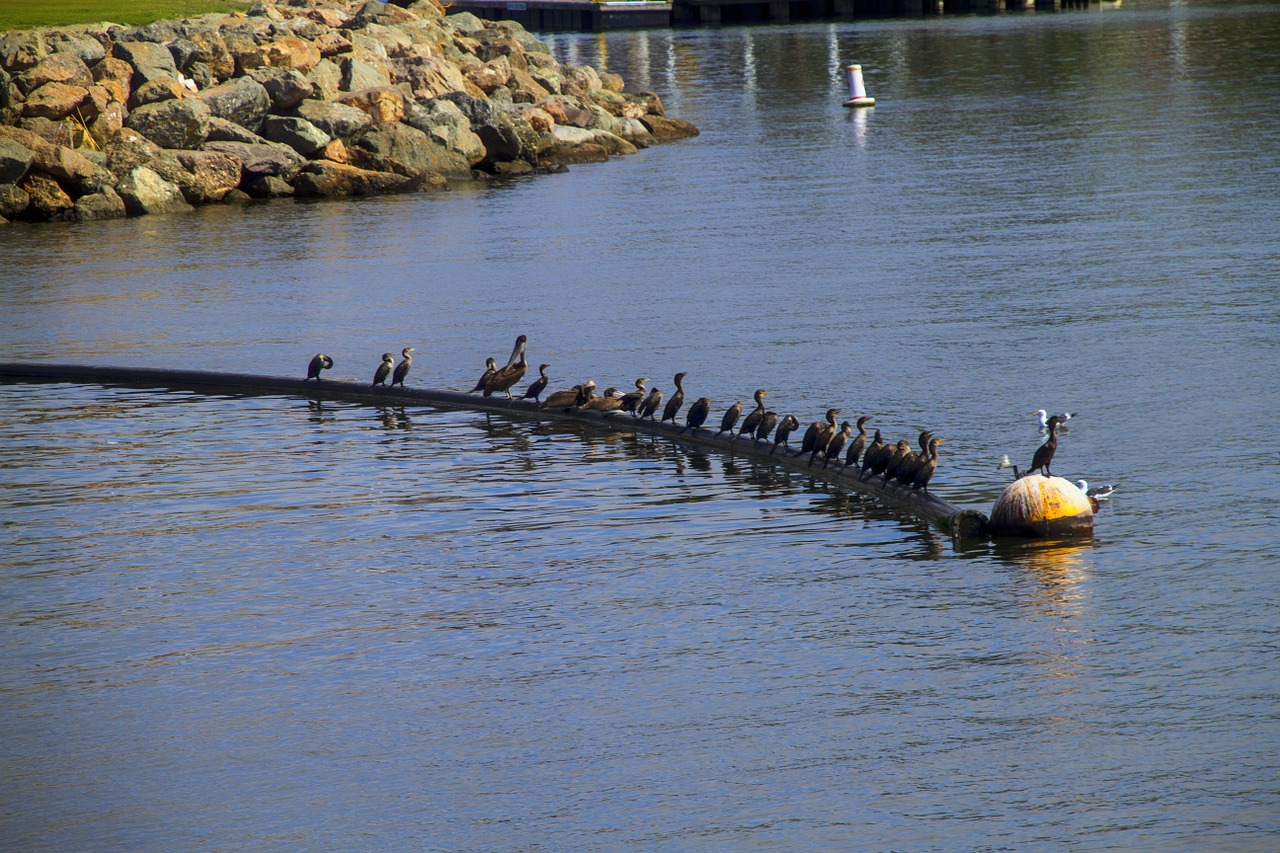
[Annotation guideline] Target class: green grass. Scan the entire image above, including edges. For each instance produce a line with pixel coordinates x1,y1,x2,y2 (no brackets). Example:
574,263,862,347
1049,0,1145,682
0,0,250,32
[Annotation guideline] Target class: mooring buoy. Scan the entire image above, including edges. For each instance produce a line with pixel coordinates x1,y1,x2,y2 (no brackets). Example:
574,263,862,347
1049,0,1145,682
843,64,875,108
989,475,1094,538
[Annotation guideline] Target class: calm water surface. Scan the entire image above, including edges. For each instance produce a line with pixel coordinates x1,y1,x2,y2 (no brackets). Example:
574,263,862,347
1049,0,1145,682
1,1,1277,850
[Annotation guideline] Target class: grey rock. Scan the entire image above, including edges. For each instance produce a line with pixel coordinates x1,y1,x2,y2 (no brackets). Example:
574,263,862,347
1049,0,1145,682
193,76,270,130
259,115,330,156
113,40,178,83
0,31,46,73
445,12,487,36
174,150,242,202
203,140,304,182
68,185,128,221
435,91,498,128
116,165,193,215
291,99,371,140
47,31,107,67
403,99,484,166
125,98,211,149
348,122,470,180
248,66,312,111
339,57,391,93
168,38,201,73
305,58,342,101
205,116,269,144
0,137,34,183
245,175,294,198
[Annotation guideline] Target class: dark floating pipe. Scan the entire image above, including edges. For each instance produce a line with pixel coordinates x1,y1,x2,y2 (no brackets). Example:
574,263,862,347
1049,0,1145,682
1,361,997,539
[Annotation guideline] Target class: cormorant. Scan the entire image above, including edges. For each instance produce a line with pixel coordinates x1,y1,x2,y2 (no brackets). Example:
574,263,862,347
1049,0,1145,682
896,430,933,486
638,387,664,420
754,411,779,446
880,439,913,485
372,352,394,387
719,401,743,435
682,397,711,433
824,421,853,468
858,430,885,480
391,346,415,388
738,389,768,439
521,364,550,402
845,415,871,467
771,415,800,455
619,378,649,415
1029,415,1061,477
483,335,528,398
660,372,686,424
801,408,840,465
471,357,497,392
306,353,333,381
912,437,943,492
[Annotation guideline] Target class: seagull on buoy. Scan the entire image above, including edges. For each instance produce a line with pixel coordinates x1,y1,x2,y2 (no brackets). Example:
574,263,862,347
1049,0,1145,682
1075,480,1115,500
1035,409,1077,431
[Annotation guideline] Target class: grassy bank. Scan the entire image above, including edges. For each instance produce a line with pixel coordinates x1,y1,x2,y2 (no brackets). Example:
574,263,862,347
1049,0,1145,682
0,0,248,31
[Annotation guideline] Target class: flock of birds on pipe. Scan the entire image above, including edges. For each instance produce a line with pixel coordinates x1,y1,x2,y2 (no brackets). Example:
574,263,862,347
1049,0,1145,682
304,337,1113,499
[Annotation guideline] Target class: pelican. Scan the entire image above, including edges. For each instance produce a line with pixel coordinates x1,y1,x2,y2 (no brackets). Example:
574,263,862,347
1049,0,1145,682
483,335,528,398
306,353,333,381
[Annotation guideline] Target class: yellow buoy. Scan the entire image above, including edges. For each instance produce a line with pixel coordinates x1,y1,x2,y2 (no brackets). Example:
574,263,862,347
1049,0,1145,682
989,475,1094,538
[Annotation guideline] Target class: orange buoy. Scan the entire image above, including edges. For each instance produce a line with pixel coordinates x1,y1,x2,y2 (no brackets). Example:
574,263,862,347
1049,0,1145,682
989,475,1093,538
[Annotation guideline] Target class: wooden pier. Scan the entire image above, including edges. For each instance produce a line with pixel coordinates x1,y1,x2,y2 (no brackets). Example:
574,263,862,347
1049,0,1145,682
448,0,1097,30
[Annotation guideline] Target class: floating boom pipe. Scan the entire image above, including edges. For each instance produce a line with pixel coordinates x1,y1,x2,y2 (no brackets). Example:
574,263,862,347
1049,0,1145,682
0,362,992,539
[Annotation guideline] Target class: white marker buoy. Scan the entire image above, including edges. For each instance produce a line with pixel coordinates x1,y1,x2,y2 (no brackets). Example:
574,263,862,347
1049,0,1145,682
843,64,875,108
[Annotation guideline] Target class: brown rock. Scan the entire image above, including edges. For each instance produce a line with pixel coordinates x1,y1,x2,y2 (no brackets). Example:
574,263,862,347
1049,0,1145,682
67,186,128,221
638,115,700,143
508,67,550,105
188,29,235,81
537,141,608,167
22,82,87,120
17,52,93,96
306,7,353,28
266,37,321,74
78,84,112,118
174,150,242,202
389,55,467,101
347,121,470,179
292,160,411,197
91,57,133,105
337,87,404,124
88,102,126,147
0,183,30,219
0,31,46,73
598,72,625,93
312,32,353,59
463,57,510,94
522,107,553,134
320,138,347,164
19,171,74,219
125,98,211,150
130,76,187,108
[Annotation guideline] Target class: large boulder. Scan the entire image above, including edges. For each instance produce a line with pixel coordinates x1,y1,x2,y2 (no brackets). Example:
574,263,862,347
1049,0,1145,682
193,76,270,130
339,56,391,92
347,121,470,180
292,160,411,197
202,139,304,183
389,54,467,100
186,29,235,80
125,98,211,149
337,86,404,124
116,165,193,215
16,52,93,96
258,115,330,156
113,41,179,84
291,99,371,140
67,186,128,221
18,171,74,219
638,115,700,143
0,136,34,183
248,66,312,111
21,82,87,120
174,150,242,203
90,56,134,105
0,183,30,219
403,98,484,166
47,31,107,67
0,31,46,73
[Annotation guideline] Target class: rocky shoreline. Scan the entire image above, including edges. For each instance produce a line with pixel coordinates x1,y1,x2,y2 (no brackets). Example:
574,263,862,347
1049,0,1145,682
0,0,698,224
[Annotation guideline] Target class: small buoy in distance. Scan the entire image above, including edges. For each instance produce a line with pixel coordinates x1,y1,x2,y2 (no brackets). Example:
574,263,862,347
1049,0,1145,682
844,64,875,108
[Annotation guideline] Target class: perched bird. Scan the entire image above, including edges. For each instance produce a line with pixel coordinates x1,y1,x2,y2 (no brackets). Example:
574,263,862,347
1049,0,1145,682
661,372,687,424
771,415,800,455
1075,480,1115,500
1035,409,1077,431
719,401,743,435
483,335,528,398
801,408,840,465
824,421,853,468
580,386,624,413
844,415,872,467
754,411,779,446
471,357,497,392
880,439,913,486
520,364,551,402
858,429,885,480
619,378,649,415
306,353,333,382
541,383,587,411
372,352,395,387
637,386,664,420
391,346,415,388
682,397,711,434
912,437,944,492
1029,415,1062,477
896,430,934,486
738,389,769,439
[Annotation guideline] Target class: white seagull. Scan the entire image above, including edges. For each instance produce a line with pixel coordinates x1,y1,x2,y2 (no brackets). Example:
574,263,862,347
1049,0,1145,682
1035,409,1077,431
1075,480,1115,499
